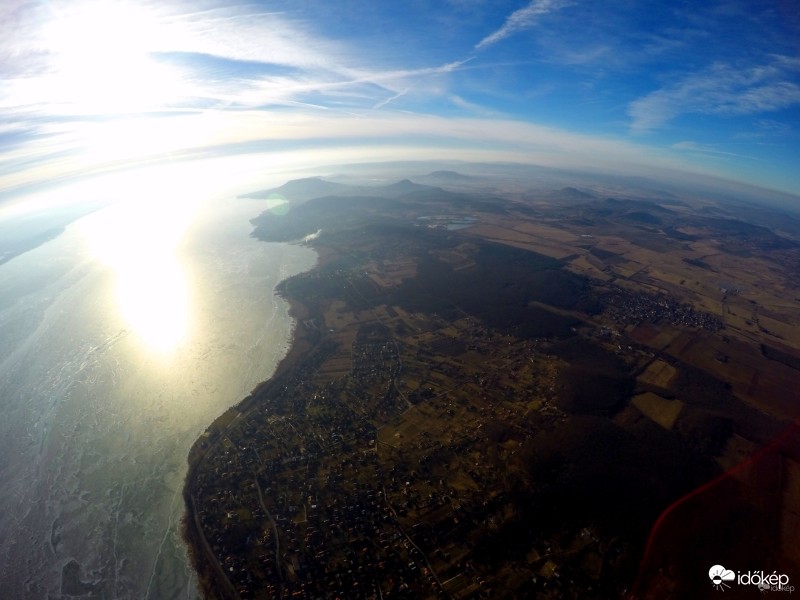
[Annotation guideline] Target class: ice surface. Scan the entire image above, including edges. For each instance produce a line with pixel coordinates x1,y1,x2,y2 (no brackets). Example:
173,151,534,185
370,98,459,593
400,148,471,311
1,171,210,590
0,197,315,599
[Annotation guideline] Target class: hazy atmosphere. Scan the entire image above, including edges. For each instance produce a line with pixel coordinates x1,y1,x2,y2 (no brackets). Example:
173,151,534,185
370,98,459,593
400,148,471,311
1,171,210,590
2,0,799,205
1,1,799,599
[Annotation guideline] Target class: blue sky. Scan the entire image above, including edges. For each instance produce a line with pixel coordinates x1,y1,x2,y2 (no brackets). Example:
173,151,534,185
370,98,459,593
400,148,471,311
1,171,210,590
1,0,799,205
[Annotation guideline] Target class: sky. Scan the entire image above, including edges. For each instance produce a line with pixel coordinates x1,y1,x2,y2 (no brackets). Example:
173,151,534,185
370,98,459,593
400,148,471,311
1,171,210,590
1,0,799,209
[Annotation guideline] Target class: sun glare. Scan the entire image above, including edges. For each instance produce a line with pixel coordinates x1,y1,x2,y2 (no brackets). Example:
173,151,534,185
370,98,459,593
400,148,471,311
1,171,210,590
78,186,196,354
115,251,189,354
39,1,185,114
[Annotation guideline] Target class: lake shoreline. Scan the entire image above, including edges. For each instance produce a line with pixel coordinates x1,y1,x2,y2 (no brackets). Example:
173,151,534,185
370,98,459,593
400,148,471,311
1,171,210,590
181,239,329,599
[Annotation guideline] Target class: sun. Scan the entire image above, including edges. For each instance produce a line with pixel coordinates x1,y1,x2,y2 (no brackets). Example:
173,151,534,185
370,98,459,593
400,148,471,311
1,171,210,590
39,1,185,115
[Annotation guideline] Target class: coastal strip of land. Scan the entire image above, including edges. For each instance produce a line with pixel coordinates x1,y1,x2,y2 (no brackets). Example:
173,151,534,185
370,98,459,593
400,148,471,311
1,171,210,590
182,247,328,598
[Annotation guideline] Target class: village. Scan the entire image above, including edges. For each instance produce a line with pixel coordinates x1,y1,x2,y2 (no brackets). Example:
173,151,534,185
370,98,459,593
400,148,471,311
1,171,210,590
183,254,645,599
601,285,723,332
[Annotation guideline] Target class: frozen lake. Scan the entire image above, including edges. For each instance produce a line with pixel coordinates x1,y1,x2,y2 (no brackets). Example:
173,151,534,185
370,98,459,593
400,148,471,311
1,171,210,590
0,193,315,599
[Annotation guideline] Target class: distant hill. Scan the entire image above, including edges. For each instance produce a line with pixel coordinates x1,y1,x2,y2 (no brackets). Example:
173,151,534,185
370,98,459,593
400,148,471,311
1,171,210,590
530,187,598,204
0,202,101,266
424,170,475,181
248,177,512,243
0,227,65,267
241,177,440,203
377,179,436,196
240,177,352,202
554,187,597,202
599,197,676,214
412,170,503,194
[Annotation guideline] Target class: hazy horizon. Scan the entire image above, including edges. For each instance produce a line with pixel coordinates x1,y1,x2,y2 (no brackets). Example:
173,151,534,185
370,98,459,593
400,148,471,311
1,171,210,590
2,0,799,210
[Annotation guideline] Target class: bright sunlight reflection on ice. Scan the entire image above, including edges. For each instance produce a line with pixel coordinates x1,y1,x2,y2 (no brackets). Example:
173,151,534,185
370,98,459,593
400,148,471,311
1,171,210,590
78,191,194,354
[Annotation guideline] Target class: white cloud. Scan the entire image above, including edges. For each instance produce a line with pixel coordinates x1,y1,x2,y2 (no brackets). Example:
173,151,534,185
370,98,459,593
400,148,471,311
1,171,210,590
447,94,492,113
373,89,410,110
0,108,739,198
629,57,800,133
671,141,759,160
0,0,361,121
475,0,571,51
0,0,481,125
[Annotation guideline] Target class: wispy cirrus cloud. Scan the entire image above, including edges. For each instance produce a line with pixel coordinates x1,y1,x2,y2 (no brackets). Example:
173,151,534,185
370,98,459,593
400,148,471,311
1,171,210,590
373,89,410,110
671,141,760,161
629,56,800,133
475,0,571,51
0,0,478,122
0,0,495,206
0,1,354,116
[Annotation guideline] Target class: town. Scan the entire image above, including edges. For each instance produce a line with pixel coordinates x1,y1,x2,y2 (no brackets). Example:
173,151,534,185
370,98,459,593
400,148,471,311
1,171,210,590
185,234,726,599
